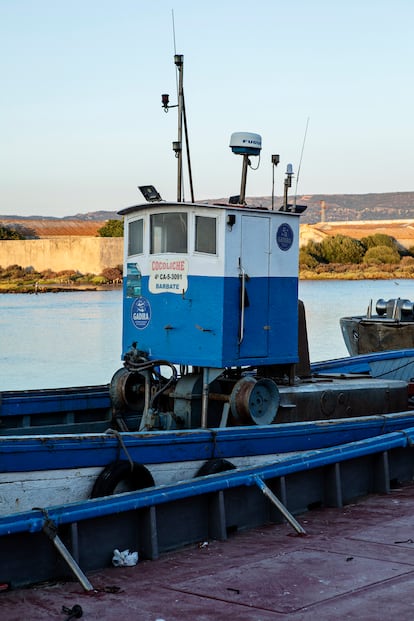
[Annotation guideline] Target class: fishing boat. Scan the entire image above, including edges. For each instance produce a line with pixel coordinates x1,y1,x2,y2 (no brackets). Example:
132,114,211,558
340,296,414,355
3,54,414,590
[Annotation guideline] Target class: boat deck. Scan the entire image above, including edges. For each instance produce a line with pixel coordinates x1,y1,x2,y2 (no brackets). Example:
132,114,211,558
3,483,414,620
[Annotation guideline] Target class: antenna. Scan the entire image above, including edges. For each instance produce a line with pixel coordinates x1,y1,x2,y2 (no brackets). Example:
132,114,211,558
271,154,280,210
171,9,177,54
171,10,179,97
293,116,310,207
283,164,294,211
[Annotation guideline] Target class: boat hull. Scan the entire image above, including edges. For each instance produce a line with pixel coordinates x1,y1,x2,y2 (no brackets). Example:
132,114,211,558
341,316,414,356
311,347,414,383
2,410,414,514
2,425,414,589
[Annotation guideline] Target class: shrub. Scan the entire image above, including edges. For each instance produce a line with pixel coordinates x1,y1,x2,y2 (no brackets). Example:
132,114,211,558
40,269,57,279
400,256,414,267
101,267,122,283
361,233,399,252
299,249,318,268
97,219,124,237
0,225,25,240
364,245,401,264
301,240,325,263
319,235,365,264
0,264,25,279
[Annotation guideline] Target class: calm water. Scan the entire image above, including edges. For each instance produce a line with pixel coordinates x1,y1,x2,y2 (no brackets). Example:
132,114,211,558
0,290,123,391
1,280,413,391
300,279,414,361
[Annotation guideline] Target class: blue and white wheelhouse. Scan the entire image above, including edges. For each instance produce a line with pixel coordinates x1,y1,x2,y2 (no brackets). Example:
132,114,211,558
119,201,300,369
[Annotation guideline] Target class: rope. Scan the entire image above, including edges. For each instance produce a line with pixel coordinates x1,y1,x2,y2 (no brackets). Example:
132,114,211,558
105,429,135,471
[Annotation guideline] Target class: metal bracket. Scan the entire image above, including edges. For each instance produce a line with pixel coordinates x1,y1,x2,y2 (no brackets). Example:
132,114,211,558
253,476,306,535
34,507,94,591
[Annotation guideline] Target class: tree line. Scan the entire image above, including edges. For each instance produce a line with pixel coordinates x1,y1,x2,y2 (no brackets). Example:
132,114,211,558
299,233,414,279
300,233,413,267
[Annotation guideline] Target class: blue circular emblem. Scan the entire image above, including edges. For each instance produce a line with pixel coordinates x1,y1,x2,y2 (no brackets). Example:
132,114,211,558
276,223,294,251
131,296,151,330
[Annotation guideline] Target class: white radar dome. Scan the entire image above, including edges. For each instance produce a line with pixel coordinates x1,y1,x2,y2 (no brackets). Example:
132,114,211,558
229,132,262,156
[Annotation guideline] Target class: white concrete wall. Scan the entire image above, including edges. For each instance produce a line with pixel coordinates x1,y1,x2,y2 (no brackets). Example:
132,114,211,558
0,237,123,274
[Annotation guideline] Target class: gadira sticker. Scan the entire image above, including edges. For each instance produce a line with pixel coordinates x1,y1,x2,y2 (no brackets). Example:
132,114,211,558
131,296,151,329
276,223,294,251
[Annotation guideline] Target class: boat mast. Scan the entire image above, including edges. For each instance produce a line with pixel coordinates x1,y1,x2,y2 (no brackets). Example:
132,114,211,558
162,55,194,203
182,85,194,202
175,54,184,202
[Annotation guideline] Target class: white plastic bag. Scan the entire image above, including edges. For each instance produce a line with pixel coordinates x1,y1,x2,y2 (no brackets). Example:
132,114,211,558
112,548,139,567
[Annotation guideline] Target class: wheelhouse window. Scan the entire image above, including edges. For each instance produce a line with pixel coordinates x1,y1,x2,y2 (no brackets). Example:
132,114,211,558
195,215,216,254
128,219,143,256
150,212,188,254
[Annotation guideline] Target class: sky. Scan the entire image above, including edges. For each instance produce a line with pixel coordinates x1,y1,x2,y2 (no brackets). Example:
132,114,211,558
1,0,414,218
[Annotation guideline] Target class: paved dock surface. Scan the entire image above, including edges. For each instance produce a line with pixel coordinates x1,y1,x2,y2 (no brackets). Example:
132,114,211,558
3,484,414,620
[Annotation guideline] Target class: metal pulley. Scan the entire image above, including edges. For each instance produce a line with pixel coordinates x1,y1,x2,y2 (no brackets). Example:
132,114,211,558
109,367,146,412
230,376,280,425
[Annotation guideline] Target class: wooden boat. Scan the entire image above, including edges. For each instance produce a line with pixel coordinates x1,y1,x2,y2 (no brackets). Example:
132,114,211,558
3,54,414,590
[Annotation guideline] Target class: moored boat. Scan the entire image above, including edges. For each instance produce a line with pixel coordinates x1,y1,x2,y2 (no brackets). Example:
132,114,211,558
3,54,414,590
341,297,414,355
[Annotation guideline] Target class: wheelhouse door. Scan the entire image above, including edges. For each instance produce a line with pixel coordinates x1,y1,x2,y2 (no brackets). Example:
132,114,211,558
239,215,270,359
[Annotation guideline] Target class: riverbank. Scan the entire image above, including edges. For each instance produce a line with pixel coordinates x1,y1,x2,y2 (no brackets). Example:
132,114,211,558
0,265,413,293
0,276,412,293
0,283,122,293
300,262,414,280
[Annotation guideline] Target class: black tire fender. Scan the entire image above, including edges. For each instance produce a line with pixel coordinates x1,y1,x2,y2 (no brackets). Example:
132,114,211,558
195,458,236,477
91,460,154,498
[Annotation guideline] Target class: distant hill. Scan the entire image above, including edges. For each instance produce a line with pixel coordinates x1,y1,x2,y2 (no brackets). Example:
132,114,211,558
64,211,123,221
0,213,120,238
239,191,414,223
2,210,121,222
2,192,414,230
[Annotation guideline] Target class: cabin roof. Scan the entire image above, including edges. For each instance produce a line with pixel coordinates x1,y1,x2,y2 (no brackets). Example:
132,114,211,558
118,201,299,217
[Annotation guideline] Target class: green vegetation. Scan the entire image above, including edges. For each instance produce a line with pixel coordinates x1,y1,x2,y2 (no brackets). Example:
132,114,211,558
0,224,26,240
360,233,401,251
364,245,401,264
319,235,365,264
299,233,414,280
0,265,123,293
97,219,124,237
